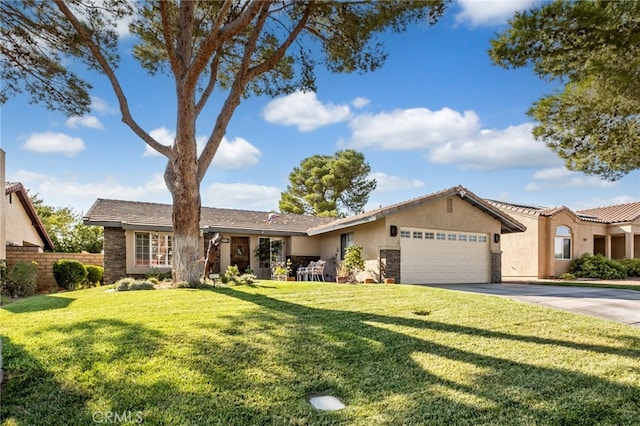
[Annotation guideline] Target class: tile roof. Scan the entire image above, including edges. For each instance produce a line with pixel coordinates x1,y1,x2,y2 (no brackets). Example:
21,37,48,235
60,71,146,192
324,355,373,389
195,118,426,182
577,201,640,224
485,200,572,218
487,199,640,225
83,199,334,235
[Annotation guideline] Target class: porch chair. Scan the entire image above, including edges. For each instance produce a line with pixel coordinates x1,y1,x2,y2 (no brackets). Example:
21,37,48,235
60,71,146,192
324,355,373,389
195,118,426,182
296,261,316,281
310,259,326,281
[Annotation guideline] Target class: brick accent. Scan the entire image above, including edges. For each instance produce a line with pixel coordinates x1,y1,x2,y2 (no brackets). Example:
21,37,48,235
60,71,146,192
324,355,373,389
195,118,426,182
104,228,126,284
5,246,104,292
380,249,400,283
491,251,502,283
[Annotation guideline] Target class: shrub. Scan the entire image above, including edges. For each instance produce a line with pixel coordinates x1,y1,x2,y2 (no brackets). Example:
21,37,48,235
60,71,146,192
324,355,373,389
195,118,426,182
114,277,155,291
1,261,39,298
570,253,626,280
225,265,240,279
53,260,88,290
620,258,640,277
85,265,104,286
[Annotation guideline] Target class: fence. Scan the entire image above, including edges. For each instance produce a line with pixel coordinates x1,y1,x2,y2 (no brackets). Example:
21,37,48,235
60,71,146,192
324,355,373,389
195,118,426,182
5,246,104,292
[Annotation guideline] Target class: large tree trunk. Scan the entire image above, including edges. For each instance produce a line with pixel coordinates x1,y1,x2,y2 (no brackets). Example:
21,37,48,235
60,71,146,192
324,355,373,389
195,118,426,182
166,153,202,285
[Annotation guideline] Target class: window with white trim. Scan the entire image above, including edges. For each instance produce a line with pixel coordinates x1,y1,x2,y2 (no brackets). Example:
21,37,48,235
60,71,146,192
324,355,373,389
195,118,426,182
135,232,173,267
459,234,467,242
469,235,478,242
447,234,457,241
400,230,411,238
436,233,446,240
555,226,572,259
478,235,487,243
425,232,434,240
413,231,423,239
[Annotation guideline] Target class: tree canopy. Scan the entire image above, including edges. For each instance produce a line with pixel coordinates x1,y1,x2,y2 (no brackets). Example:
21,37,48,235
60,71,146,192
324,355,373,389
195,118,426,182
30,194,103,253
489,0,640,180
279,150,376,217
1,1,446,283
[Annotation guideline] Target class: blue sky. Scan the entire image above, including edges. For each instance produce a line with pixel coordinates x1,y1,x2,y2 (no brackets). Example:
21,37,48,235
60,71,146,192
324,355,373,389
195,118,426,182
1,0,638,216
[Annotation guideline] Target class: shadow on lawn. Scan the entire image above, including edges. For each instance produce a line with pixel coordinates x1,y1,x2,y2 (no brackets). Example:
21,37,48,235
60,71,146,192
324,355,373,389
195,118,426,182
208,287,640,424
1,294,75,313
0,336,93,424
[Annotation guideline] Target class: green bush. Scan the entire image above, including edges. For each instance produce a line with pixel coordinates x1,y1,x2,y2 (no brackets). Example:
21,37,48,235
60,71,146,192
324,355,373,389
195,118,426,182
114,277,155,291
619,258,640,277
85,265,104,286
570,253,626,280
0,261,39,298
559,272,576,281
53,260,88,290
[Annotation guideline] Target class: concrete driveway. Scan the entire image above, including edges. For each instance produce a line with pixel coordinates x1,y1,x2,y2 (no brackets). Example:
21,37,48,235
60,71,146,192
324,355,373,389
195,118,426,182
428,283,640,327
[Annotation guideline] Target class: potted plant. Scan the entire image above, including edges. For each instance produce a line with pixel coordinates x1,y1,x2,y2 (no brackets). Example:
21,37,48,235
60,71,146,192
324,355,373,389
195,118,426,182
272,259,292,281
335,261,349,283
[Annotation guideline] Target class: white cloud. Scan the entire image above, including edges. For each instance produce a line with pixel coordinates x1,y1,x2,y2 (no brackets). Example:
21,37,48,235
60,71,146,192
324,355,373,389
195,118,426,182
455,0,536,27
91,96,117,114
428,123,561,170
21,132,85,156
369,172,425,192
202,182,281,211
346,107,480,150
143,127,175,156
66,115,104,129
525,167,618,192
144,128,260,169
212,137,261,169
262,90,351,131
352,97,370,109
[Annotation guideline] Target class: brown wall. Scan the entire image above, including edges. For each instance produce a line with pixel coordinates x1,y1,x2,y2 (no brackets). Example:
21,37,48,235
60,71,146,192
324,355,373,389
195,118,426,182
6,246,104,292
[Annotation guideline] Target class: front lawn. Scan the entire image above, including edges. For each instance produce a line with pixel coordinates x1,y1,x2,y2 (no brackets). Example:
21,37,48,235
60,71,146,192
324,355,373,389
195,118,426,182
1,282,639,425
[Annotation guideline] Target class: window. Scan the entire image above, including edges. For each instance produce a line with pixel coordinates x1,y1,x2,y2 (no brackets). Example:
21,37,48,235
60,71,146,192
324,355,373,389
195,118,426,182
478,235,487,243
447,234,457,241
469,235,478,242
436,233,446,240
413,231,423,239
135,232,173,267
257,237,283,269
400,230,411,238
555,225,572,259
446,198,453,213
340,232,354,260
425,232,434,240
458,234,467,242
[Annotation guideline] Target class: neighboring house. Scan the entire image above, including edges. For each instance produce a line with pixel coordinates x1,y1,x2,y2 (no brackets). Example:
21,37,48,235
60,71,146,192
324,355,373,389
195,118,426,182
3,181,54,252
83,185,526,285
488,200,640,279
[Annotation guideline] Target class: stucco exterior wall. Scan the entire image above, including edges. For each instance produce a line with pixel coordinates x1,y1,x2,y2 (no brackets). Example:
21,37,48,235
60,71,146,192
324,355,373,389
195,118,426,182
0,149,6,261
500,212,539,279
5,192,44,247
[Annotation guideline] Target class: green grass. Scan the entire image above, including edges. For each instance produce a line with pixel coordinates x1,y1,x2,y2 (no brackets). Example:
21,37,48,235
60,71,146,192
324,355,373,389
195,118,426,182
533,280,640,292
1,282,640,425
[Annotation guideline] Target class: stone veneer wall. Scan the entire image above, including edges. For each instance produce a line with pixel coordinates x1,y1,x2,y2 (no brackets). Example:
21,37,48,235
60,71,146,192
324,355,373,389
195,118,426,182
103,227,126,284
6,246,104,292
491,251,502,283
379,249,400,283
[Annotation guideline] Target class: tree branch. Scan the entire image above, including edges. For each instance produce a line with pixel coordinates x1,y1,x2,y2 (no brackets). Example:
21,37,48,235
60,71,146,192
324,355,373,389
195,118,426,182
159,1,180,78
53,0,173,158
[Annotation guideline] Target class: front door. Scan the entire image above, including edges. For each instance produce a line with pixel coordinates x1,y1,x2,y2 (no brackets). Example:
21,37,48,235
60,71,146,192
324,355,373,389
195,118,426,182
230,236,250,273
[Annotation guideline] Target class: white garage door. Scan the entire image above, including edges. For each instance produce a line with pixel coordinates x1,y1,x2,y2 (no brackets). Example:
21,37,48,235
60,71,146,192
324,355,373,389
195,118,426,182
400,228,490,284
